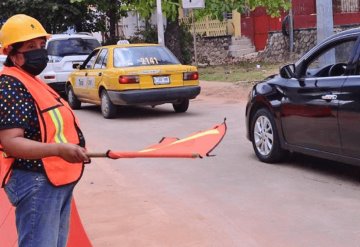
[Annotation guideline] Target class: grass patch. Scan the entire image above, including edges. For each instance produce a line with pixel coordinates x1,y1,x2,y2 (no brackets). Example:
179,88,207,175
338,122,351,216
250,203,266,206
198,62,282,83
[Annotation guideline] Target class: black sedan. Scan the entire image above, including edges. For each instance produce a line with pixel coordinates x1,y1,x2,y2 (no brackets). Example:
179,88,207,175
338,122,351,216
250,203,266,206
246,27,360,166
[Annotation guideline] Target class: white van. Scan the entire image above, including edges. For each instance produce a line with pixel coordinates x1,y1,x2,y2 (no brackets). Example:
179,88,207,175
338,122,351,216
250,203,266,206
39,33,101,95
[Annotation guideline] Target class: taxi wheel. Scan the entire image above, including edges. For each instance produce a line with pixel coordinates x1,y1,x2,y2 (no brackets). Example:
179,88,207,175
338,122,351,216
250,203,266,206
250,108,287,163
67,86,81,110
101,90,117,119
173,99,189,113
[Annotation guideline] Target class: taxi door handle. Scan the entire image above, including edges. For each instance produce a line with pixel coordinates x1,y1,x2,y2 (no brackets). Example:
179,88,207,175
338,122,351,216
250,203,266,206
98,72,102,76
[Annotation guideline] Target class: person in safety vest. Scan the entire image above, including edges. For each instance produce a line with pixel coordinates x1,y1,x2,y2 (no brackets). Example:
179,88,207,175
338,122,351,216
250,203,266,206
0,14,89,247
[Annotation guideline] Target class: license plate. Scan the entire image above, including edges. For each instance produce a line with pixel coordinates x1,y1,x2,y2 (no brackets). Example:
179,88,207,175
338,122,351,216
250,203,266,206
153,76,170,85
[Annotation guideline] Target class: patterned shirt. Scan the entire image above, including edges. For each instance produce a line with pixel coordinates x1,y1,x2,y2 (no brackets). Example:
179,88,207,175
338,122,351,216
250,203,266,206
0,74,44,172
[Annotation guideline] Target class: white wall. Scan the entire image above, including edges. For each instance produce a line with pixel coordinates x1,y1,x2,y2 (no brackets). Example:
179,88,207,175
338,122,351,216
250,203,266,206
119,11,167,38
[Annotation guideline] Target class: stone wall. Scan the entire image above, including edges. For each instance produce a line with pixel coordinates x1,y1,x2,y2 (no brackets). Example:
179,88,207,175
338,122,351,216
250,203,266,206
260,25,359,63
195,36,232,66
192,25,360,65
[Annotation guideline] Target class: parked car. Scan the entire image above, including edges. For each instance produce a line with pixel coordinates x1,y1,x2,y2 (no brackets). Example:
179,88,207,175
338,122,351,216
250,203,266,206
66,43,200,118
0,55,6,70
246,27,360,166
39,33,101,95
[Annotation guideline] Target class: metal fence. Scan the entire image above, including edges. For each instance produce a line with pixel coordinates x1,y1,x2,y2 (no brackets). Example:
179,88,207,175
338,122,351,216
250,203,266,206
181,17,231,37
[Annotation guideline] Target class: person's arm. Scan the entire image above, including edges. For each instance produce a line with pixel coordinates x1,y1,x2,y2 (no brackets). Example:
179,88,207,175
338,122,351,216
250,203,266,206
0,128,88,163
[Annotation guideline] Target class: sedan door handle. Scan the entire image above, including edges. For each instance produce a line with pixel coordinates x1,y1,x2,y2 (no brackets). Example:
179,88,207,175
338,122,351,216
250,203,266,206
321,94,337,101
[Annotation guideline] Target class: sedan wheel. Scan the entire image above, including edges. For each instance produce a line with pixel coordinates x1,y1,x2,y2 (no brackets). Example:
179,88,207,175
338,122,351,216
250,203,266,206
254,115,273,156
67,86,81,109
101,90,117,119
251,108,287,163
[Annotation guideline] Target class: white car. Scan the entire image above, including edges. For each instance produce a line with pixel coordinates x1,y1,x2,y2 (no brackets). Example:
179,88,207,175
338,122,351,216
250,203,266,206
0,55,6,70
39,33,101,95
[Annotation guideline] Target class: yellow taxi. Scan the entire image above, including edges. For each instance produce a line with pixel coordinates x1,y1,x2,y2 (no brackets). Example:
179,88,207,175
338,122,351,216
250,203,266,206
66,43,200,118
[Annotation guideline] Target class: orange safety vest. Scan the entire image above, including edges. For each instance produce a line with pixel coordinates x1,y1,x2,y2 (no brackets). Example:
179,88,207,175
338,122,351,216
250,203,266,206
0,66,85,187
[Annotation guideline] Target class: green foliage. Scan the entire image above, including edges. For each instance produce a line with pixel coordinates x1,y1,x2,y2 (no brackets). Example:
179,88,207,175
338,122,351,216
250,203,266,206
123,0,179,21
128,23,158,44
178,23,193,64
126,0,291,22
0,0,97,33
72,0,131,43
196,0,291,20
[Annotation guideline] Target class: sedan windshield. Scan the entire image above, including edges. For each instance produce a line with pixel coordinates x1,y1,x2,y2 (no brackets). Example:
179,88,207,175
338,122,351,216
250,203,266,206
113,46,180,67
47,38,101,57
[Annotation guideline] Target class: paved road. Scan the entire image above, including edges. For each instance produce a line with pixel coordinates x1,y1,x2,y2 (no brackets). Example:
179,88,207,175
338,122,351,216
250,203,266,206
74,84,360,247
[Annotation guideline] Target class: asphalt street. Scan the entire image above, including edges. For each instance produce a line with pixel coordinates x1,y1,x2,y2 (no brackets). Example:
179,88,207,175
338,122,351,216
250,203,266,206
74,82,360,247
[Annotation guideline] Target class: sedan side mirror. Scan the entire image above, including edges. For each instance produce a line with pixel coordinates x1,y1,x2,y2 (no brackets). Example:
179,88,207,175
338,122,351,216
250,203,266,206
280,64,296,79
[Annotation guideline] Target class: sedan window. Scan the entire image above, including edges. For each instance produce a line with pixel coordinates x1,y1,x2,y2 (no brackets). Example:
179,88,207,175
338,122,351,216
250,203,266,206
94,49,108,69
305,39,356,78
82,50,100,69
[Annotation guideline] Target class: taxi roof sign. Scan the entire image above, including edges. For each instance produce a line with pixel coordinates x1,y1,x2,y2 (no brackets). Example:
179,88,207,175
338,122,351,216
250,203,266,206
117,40,130,45
182,0,205,9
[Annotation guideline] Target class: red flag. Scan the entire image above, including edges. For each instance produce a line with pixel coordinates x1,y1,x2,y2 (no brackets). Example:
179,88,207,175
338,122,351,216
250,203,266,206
88,120,227,159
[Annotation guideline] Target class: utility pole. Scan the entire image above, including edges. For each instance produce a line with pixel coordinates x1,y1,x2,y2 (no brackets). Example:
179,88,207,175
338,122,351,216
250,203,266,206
182,0,205,66
191,9,198,66
316,0,334,65
289,4,294,54
156,0,165,46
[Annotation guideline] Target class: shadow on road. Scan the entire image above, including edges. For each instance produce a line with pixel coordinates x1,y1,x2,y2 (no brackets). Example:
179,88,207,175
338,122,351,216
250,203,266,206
76,104,200,119
284,153,360,184
249,151,360,184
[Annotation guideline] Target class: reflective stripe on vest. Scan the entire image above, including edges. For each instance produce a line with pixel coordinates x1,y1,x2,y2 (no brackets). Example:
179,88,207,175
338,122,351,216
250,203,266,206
49,108,68,143
0,66,85,187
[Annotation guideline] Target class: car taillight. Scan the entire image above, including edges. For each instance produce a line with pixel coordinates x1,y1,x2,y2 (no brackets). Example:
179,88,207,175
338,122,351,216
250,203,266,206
183,72,199,80
118,75,140,84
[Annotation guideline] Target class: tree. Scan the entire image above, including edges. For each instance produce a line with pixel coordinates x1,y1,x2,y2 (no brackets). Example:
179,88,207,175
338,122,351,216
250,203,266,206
126,0,290,21
198,0,290,19
72,0,131,45
0,0,97,33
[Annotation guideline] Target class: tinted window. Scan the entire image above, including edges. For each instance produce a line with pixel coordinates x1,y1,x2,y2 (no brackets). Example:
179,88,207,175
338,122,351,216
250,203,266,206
307,40,356,70
47,38,100,57
113,46,180,67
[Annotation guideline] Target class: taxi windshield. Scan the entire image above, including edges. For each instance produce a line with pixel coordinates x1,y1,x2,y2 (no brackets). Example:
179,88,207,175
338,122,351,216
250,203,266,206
113,46,180,67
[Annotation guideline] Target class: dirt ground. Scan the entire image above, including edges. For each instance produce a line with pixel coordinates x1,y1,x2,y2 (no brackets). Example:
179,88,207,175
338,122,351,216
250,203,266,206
198,81,253,102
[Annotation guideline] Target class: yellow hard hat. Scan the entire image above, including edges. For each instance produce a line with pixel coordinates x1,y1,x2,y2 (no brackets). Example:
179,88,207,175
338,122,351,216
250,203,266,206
0,14,50,49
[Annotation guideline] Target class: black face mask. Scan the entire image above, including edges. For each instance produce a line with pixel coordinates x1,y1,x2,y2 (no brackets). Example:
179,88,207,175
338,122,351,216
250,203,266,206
20,49,49,76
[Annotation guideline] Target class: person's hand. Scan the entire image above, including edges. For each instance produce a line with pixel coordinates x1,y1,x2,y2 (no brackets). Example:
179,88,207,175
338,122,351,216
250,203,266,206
57,143,89,163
